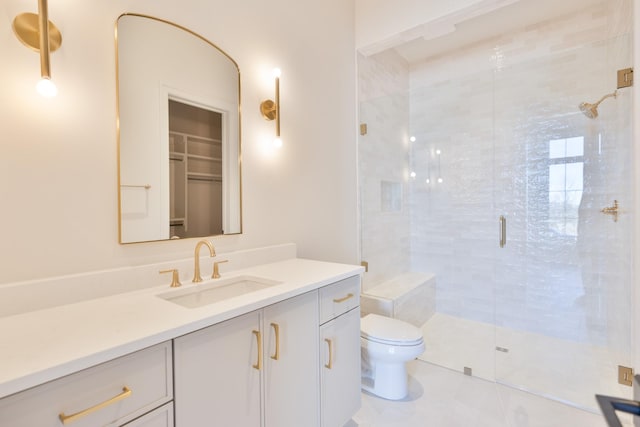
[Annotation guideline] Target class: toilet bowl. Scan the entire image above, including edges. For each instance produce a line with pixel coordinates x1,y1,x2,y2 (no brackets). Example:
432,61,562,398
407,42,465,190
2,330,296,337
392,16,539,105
360,313,425,400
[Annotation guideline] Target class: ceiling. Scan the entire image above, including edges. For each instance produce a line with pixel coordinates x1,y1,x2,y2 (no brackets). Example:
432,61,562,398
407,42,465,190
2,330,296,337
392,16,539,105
393,0,605,65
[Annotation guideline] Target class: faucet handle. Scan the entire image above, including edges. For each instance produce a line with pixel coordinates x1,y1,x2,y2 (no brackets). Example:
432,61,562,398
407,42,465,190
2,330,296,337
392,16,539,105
160,269,182,288
212,260,229,279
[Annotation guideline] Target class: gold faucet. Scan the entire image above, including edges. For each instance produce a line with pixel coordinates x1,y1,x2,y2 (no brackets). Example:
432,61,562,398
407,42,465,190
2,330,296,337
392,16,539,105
212,260,228,279
159,269,182,287
193,240,216,283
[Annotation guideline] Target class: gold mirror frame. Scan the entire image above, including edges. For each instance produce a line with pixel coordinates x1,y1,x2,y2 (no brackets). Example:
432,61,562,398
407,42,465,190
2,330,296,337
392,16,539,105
116,14,242,243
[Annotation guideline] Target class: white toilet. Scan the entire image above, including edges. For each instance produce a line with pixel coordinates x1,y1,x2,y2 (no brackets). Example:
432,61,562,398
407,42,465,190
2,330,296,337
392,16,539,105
360,313,425,400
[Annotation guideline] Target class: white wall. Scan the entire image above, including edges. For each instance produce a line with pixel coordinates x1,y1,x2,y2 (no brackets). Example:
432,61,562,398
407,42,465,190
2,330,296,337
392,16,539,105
0,0,358,284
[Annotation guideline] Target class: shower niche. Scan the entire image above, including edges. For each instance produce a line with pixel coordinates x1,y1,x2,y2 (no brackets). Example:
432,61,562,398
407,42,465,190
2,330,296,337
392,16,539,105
168,99,223,238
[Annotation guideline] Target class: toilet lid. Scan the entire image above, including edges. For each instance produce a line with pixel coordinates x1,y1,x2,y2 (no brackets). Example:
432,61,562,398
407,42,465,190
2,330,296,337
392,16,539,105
361,314,424,346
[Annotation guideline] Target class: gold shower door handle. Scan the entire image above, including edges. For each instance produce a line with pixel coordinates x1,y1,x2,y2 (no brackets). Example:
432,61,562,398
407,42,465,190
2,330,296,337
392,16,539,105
252,330,262,370
499,215,507,248
324,338,333,369
59,386,132,424
270,323,280,360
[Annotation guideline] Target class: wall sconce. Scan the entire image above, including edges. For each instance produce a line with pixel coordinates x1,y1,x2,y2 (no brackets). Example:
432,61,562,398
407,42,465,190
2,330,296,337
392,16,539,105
260,68,282,148
12,0,62,97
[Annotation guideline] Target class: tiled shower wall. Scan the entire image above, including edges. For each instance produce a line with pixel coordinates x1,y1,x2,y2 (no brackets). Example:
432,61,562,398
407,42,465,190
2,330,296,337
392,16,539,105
358,50,411,292
358,0,633,349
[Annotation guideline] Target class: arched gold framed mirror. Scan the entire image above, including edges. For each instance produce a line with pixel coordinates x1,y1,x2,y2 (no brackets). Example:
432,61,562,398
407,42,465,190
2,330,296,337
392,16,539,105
116,14,242,243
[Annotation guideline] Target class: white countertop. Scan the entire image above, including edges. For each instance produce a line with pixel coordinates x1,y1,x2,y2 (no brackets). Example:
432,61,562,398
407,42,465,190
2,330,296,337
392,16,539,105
0,258,363,399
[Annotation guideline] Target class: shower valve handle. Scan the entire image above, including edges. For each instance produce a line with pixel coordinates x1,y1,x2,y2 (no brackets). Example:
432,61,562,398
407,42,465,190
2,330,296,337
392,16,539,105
601,200,619,222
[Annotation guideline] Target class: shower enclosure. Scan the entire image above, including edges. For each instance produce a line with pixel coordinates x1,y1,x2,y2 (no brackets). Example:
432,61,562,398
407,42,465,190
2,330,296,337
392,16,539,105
358,0,634,413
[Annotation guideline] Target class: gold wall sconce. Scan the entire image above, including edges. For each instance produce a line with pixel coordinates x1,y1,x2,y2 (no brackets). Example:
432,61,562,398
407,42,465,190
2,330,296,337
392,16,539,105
12,0,62,97
260,68,282,148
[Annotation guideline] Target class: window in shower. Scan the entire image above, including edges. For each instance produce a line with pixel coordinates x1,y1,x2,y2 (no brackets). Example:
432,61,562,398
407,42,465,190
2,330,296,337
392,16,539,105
548,136,584,237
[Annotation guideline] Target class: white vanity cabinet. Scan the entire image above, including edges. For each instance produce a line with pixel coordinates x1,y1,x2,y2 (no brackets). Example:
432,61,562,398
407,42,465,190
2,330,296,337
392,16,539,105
263,290,320,426
173,309,261,426
0,342,173,427
319,276,362,427
0,260,363,427
174,290,320,427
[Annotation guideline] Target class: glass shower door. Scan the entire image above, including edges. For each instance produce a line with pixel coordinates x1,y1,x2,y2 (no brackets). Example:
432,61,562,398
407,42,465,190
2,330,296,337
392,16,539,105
408,68,498,382
493,33,634,411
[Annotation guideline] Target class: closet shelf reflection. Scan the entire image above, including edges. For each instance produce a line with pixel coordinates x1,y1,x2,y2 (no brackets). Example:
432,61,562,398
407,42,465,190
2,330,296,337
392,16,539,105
187,172,222,182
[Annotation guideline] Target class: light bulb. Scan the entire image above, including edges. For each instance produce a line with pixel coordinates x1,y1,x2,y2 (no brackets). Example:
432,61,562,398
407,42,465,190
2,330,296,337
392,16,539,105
437,177,443,183
436,149,441,155
273,68,282,78
410,171,416,178
426,178,431,184
36,77,58,98
410,136,416,142
273,137,283,149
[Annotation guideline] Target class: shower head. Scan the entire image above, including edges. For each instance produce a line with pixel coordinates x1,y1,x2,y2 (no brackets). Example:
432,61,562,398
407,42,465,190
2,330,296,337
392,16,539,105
579,90,617,119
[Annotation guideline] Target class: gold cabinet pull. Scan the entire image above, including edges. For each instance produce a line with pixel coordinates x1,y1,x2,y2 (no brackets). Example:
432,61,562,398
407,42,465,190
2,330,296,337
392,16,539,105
324,338,333,369
252,330,262,370
59,386,132,425
270,323,280,361
333,293,354,304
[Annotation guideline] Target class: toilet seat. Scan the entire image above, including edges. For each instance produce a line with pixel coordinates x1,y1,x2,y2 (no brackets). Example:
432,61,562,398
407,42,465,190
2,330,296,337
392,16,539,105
360,314,423,346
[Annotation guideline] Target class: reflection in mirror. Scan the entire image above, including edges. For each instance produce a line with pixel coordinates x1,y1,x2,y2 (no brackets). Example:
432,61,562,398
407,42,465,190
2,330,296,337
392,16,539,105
169,99,223,238
117,14,242,243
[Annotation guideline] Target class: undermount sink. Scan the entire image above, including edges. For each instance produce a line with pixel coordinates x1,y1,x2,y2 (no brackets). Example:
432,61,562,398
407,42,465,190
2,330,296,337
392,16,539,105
158,275,282,309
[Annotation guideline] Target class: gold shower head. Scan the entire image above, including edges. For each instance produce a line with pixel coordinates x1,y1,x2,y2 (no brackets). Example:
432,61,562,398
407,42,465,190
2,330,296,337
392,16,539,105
579,90,617,119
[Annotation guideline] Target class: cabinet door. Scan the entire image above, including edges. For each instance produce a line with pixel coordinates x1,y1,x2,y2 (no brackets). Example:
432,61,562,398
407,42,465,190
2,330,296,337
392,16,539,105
263,291,319,427
320,308,361,427
174,311,261,427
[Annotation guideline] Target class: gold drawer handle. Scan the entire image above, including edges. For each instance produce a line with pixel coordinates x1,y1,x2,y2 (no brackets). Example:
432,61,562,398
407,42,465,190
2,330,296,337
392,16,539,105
59,386,132,425
333,293,354,304
252,330,262,370
324,338,333,369
270,323,280,361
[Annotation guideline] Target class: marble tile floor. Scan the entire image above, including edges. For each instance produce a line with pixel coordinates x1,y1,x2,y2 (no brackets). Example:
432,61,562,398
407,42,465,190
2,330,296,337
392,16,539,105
349,360,631,427
420,313,632,412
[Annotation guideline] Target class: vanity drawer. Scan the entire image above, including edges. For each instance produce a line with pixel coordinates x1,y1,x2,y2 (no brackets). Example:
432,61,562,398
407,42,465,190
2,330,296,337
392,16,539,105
319,275,360,324
0,341,172,427
123,402,174,427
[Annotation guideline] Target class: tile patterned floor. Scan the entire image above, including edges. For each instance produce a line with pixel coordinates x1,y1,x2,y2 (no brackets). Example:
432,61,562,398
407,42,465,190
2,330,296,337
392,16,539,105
350,360,632,427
